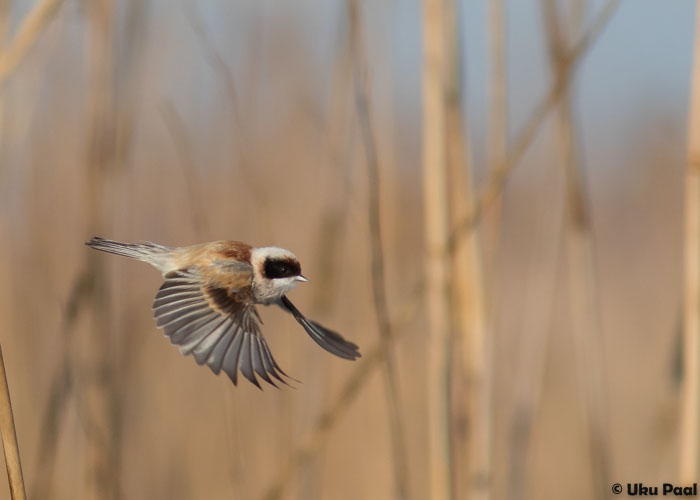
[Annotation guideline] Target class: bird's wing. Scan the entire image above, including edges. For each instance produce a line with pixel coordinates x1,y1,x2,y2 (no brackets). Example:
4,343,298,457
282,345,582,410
152,271,293,388
279,295,361,360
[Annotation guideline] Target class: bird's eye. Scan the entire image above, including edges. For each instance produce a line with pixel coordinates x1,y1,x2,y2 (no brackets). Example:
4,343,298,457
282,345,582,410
264,259,299,279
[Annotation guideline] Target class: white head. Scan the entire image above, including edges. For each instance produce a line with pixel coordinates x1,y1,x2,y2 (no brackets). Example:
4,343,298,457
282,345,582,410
250,247,308,304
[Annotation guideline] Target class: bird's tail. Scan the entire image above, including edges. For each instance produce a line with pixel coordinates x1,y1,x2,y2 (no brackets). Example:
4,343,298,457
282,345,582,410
85,237,173,264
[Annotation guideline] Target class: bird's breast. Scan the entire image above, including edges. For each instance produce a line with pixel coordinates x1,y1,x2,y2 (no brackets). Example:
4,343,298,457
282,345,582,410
252,277,298,305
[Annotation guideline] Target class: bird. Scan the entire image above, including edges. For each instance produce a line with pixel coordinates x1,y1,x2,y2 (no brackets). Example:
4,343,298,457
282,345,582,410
85,236,360,388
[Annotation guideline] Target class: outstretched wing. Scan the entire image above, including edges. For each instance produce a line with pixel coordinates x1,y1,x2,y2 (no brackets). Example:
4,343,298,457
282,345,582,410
279,295,361,360
152,271,292,388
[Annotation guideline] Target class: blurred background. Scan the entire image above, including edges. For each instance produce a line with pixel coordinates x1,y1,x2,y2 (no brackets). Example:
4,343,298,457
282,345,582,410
0,0,697,499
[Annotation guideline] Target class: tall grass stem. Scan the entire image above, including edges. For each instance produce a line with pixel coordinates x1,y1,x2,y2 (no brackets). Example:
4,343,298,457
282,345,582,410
681,0,700,484
0,345,26,500
422,0,451,498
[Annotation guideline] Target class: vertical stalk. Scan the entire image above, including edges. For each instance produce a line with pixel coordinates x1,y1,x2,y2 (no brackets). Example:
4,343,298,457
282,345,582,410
681,0,700,485
483,0,507,285
0,346,26,500
542,1,611,498
422,0,451,498
83,1,120,499
350,2,411,499
443,1,491,499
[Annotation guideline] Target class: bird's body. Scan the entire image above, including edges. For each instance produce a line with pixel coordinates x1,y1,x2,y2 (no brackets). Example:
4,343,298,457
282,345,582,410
85,237,360,388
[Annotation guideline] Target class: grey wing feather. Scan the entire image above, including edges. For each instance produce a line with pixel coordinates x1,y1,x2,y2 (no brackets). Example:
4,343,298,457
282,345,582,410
169,314,222,345
253,336,277,387
180,316,229,356
237,331,259,388
152,273,293,388
205,322,237,374
221,326,246,386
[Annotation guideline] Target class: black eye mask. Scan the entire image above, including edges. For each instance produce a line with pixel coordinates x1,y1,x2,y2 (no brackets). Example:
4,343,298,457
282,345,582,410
264,258,301,279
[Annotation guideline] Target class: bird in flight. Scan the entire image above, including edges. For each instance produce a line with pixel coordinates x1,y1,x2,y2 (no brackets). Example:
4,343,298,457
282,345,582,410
86,237,360,388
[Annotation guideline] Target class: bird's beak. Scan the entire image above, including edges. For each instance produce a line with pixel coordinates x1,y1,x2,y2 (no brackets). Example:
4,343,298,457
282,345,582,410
296,275,309,282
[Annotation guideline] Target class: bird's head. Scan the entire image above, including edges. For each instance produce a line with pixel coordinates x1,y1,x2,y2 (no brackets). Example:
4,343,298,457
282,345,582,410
251,247,307,303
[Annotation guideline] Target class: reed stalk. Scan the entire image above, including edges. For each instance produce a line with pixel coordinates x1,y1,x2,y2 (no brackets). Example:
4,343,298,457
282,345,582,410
541,1,611,498
264,4,621,497
0,345,26,500
681,0,700,485
348,2,411,499
83,1,120,498
31,271,93,499
483,0,507,285
422,0,451,498
351,1,411,497
505,4,620,499
448,0,621,254
442,0,491,499
506,198,567,500
447,87,491,500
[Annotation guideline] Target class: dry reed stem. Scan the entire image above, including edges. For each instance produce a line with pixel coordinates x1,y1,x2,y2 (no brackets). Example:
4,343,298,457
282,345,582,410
297,14,356,494
350,2,411,498
422,0,452,498
541,1,612,498
31,271,94,499
264,3,621,496
31,358,71,500
447,95,492,500
0,346,26,500
358,63,411,500
506,202,567,500
447,0,621,255
289,11,356,498
442,0,491,499
83,1,121,498
0,0,63,86
483,0,507,288
505,5,620,497
32,1,145,495
681,0,700,485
